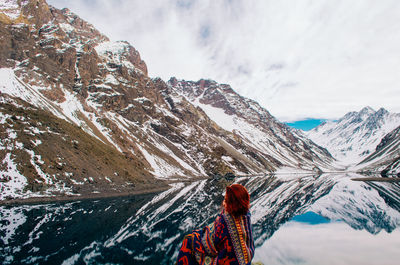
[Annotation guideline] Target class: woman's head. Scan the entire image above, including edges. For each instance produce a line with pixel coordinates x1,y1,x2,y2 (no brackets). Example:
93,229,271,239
224,184,250,217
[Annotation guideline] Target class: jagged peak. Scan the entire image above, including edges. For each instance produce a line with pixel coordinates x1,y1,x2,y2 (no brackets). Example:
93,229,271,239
340,111,358,122
152,76,164,82
168,77,279,126
169,78,238,95
167,76,178,84
337,106,377,124
359,106,375,115
375,107,389,116
169,77,220,86
53,5,109,43
339,107,394,123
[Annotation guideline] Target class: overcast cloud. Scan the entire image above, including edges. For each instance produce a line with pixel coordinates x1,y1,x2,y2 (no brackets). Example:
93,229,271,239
48,0,400,122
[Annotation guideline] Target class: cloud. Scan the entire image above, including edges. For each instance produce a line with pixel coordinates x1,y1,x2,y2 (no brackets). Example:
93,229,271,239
47,0,400,121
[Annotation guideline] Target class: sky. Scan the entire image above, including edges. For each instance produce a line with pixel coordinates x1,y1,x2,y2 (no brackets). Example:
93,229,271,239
47,0,400,123
286,119,327,131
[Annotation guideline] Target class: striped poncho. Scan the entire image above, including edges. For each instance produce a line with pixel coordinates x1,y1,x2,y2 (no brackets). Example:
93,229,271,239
177,211,254,265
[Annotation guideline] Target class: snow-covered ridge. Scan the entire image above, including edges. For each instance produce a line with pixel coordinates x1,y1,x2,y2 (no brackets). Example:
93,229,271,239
168,78,336,172
305,106,400,165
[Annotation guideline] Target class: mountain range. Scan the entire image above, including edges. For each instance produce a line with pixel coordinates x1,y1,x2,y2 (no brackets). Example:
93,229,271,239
0,0,337,200
0,0,398,201
305,107,400,174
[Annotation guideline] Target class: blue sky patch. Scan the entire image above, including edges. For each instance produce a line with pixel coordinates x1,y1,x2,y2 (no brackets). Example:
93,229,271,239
286,119,326,131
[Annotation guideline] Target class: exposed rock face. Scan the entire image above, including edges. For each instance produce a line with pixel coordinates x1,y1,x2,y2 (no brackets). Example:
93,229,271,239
1,0,336,200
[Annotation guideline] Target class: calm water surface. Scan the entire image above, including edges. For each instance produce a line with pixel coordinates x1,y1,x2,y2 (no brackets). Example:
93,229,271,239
1,173,400,265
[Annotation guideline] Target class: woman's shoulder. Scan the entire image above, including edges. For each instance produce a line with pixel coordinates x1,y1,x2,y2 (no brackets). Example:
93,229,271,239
220,210,251,219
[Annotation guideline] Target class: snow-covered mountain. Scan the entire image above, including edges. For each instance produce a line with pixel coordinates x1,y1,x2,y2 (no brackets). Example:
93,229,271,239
356,125,400,175
168,78,335,172
305,106,400,165
0,0,336,200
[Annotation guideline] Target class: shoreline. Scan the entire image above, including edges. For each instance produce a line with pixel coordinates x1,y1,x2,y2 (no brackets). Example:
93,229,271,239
0,186,170,206
0,175,211,206
351,177,400,182
3,173,396,206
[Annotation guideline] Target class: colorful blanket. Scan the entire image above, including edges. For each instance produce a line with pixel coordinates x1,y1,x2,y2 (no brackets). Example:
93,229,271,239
176,211,254,265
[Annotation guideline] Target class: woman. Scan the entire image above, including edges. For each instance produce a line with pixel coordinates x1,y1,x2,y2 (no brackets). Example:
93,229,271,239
176,184,254,265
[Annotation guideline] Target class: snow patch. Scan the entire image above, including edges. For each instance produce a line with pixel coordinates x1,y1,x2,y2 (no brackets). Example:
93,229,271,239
95,41,137,71
137,145,184,178
59,23,75,33
0,0,21,20
0,153,27,200
104,74,119,85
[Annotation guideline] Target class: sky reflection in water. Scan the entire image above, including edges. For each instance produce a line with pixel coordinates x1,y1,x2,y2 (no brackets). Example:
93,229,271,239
254,212,400,265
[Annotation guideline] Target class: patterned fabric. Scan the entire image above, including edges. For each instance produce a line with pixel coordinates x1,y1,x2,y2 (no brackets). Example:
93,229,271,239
176,211,254,265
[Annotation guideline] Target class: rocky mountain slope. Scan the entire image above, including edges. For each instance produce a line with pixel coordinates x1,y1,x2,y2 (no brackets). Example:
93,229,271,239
355,125,400,176
0,94,158,200
167,78,335,172
305,107,400,165
0,0,336,200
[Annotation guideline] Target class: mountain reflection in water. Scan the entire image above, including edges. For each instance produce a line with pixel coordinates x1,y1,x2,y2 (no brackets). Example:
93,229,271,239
1,173,400,265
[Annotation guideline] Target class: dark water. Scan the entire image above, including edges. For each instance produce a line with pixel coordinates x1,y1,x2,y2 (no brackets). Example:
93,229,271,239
1,173,400,265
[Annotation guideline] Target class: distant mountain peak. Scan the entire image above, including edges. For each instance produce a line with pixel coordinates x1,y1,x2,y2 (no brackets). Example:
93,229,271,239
355,106,376,121
305,106,400,164
376,107,389,116
360,106,375,113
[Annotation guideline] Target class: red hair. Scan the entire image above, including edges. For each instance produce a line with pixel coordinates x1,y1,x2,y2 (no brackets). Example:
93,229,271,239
224,184,250,217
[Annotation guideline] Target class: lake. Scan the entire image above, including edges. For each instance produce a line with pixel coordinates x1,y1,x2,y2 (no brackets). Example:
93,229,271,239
1,173,400,265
